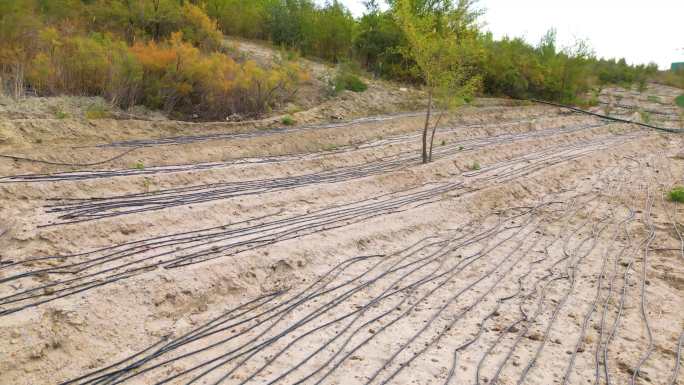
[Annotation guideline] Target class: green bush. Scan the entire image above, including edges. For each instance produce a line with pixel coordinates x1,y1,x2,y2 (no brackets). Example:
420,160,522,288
676,94,684,109
335,73,367,93
85,103,110,119
281,115,295,125
332,63,367,94
669,186,684,202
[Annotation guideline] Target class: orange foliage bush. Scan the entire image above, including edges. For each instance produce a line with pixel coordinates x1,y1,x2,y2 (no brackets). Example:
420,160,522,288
0,1,306,119
130,32,307,119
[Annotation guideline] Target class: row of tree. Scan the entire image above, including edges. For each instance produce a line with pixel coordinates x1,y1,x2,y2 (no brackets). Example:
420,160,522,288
204,0,662,103
0,0,670,120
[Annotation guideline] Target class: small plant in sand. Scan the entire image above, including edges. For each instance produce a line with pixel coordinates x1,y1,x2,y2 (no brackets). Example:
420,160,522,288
603,104,613,116
142,177,153,192
51,106,68,119
647,95,661,104
458,145,464,151
134,161,145,170
470,161,480,171
669,187,684,203
441,140,446,146
639,110,651,124
281,115,295,126
322,143,338,151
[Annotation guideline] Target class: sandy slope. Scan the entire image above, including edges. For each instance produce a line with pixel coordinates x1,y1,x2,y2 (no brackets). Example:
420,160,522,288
0,84,682,385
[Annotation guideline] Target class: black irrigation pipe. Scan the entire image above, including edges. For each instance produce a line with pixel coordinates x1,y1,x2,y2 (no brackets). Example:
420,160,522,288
0,146,142,167
57,202,540,383
59,254,375,384
272,209,542,385
60,188,604,384
1,182,474,316
474,172,613,385
598,101,682,117
602,192,654,385
376,221,544,385
93,111,427,149
132,222,513,384
476,166,618,385
631,183,657,385
56,160,666,385
671,332,684,385
527,98,684,133
0,112,589,183
89,104,550,149
515,192,618,384
181,209,537,385
0,128,641,316
41,121,625,225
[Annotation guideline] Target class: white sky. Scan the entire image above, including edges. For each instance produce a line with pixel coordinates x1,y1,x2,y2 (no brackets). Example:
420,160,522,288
322,0,684,70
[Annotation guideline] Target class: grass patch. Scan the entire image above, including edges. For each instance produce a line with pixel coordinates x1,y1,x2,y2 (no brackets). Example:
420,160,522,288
330,62,368,94
134,161,145,170
470,161,480,171
647,95,661,103
281,115,295,126
51,106,68,119
669,187,684,203
85,103,110,119
639,110,651,124
676,94,684,109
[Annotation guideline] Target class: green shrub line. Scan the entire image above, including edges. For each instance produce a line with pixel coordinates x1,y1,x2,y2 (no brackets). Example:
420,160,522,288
0,0,675,120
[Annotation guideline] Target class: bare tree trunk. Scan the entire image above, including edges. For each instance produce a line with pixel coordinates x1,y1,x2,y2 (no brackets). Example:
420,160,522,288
427,109,446,162
422,89,432,164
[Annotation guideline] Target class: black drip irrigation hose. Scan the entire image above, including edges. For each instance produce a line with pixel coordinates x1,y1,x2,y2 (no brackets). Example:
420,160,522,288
526,98,684,133
0,146,142,167
40,121,629,225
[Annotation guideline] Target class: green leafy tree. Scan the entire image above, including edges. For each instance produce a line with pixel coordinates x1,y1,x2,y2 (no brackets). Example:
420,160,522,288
394,0,481,163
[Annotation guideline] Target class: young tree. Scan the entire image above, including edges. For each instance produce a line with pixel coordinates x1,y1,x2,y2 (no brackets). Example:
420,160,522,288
394,0,481,163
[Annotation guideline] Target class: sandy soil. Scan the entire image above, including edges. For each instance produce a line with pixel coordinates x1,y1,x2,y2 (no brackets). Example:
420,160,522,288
0,83,683,385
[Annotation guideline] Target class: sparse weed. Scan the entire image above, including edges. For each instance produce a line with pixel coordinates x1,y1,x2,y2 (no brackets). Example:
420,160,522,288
322,143,338,151
647,95,661,104
668,186,684,203
470,161,480,171
458,146,464,151
134,161,145,170
603,104,613,116
142,177,153,192
51,106,68,119
441,140,446,146
281,115,295,126
639,110,651,124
